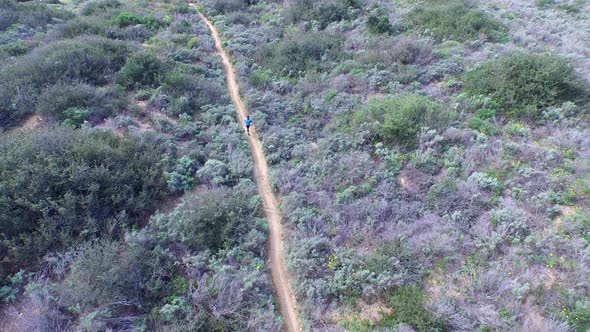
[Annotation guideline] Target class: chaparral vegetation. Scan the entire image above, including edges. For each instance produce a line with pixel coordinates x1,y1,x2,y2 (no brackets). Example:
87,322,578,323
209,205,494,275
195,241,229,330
1,0,589,331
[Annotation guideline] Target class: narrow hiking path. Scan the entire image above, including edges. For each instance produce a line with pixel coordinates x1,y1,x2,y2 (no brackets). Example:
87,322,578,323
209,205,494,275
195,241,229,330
191,5,302,332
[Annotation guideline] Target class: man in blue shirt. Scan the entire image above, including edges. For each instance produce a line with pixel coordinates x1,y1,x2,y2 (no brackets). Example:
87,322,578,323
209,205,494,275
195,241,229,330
244,116,252,136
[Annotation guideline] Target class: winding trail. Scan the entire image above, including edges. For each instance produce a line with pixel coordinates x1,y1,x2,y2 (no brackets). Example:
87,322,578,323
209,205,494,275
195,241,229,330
191,5,302,331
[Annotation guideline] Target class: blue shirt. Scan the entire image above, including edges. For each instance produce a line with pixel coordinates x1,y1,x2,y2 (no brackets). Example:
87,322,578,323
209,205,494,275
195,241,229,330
245,118,252,126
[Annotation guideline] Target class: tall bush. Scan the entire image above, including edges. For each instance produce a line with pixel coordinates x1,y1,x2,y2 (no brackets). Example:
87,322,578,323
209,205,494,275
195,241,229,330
151,188,258,252
261,32,343,77
37,82,125,124
0,128,167,282
352,94,454,146
463,52,589,119
117,52,166,89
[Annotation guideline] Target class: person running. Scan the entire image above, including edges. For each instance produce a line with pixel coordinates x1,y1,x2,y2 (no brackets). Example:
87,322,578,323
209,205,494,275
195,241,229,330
244,116,252,135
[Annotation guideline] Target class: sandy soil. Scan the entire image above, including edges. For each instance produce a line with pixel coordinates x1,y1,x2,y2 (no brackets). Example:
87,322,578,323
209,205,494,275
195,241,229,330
192,5,302,331
9,114,42,132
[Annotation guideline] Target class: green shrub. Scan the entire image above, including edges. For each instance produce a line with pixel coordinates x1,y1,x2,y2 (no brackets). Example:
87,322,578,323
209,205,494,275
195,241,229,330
111,12,143,27
261,32,343,77
463,52,589,119
366,13,393,34
0,36,131,127
111,12,163,30
285,0,314,23
249,71,272,88
155,66,224,116
80,0,122,16
286,0,361,28
467,108,499,134
0,0,74,32
565,300,590,332
556,2,583,13
315,1,352,29
356,37,432,69
402,0,508,42
0,41,30,59
56,17,107,39
152,188,258,252
352,94,454,146
0,128,167,282
62,108,91,127
117,52,166,89
37,82,125,124
376,285,447,330
66,240,175,310
0,270,31,303
433,40,463,58
467,116,497,135
165,155,197,193
210,0,246,14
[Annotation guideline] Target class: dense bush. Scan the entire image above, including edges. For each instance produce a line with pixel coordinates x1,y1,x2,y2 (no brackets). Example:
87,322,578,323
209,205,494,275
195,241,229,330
153,66,224,116
261,32,343,77
284,0,313,23
165,155,198,192
0,41,30,59
357,36,433,68
55,17,107,39
224,11,255,25
152,188,258,252
111,12,163,31
366,9,393,35
117,52,166,89
107,24,153,42
37,82,126,125
0,0,74,32
0,36,131,127
402,0,508,42
0,128,167,282
286,0,360,29
209,0,246,14
66,240,175,312
352,94,454,146
376,285,447,330
463,52,589,119
80,0,121,16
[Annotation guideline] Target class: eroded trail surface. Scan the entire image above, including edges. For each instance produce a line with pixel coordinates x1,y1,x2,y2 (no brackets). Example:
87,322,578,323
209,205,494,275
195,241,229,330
192,5,302,332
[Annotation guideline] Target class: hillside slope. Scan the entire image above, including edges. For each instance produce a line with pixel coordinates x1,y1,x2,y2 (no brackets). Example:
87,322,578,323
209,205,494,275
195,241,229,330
199,0,590,330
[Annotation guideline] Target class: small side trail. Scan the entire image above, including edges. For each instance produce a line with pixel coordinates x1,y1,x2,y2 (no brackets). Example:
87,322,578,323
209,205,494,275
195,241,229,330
191,4,302,332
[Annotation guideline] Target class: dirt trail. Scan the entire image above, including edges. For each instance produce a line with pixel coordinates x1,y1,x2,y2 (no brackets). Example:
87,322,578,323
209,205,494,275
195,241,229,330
191,5,302,332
